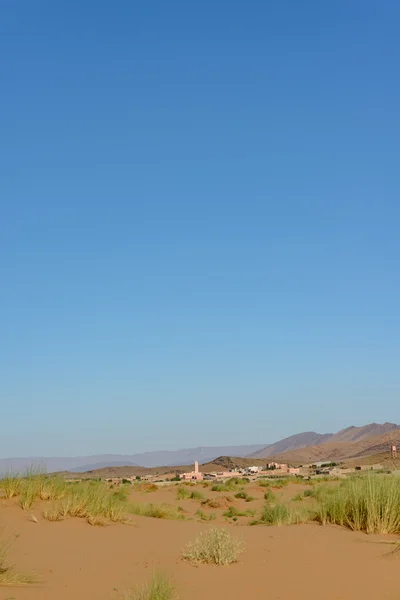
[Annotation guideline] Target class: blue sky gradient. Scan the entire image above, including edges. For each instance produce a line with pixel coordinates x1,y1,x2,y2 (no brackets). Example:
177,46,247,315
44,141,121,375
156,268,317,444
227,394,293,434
1,1,399,456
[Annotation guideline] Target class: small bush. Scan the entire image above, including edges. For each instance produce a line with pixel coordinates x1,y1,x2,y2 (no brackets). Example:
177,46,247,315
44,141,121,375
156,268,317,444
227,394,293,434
124,573,175,600
182,528,244,566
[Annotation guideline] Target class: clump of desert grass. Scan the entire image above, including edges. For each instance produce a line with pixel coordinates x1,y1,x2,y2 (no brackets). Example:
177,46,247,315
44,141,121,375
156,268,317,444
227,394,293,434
42,481,128,525
128,503,185,520
0,468,69,505
211,477,247,493
251,502,312,526
182,528,244,566
263,489,276,502
124,573,176,600
176,486,190,500
0,472,23,499
0,533,37,585
195,509,216,522
0,469,129,526
234,491,255,502
223,506,255,519
201,496,233,509
315,475,400,534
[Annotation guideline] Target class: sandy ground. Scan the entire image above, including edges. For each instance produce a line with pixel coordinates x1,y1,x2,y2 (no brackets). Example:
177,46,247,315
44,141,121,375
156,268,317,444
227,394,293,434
1,482,400,600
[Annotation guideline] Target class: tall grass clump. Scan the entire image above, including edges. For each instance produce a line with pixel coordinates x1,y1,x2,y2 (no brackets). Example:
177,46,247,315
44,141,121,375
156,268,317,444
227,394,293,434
176,487,190,500
182,528,244,566
0,534,36,585
0,472,22,499
42,481,128,524
253,503,312,526
315,475,400,534
124,573,176,600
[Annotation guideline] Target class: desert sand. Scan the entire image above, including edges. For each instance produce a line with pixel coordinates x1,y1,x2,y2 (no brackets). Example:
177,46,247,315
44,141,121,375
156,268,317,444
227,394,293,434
1,481,400,600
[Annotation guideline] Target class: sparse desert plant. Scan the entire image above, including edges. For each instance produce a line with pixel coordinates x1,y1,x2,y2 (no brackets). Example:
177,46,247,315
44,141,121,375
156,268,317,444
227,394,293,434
223,506,255,519
19,488,36,510
128,503,185,520
254,503,311,526
182,528,244,566
259,503,291,525
234,491,248,500
202,496,233,509
176,487,190,500
0,534,36,585
263,489,276,502
0,473,22,499
195,509,216,521
315,475,400,534
189,490,204,500
211,478,245,493
292,493,303,502
124,573,176,600
42,504,64,522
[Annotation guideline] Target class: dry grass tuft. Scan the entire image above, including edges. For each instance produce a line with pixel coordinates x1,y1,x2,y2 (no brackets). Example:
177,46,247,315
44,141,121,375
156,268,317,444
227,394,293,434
182,528,244,566
124,573,176,600
0,534,37,585
128,503,185,520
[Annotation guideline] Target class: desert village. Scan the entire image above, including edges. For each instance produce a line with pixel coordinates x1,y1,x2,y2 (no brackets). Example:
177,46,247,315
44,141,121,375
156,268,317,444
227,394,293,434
101,445,398,487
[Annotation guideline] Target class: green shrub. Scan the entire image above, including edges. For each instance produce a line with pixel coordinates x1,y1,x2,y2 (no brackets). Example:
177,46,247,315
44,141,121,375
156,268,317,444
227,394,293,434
182,528,244,566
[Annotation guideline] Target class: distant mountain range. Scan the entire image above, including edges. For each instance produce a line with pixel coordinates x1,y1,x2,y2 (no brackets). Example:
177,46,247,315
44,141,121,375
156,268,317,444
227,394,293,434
0,444,266,475
1,423,398,475
251,422,400,459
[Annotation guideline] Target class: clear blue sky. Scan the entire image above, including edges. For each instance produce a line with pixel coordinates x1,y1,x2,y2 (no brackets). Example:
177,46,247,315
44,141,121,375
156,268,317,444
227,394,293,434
1,1,399,457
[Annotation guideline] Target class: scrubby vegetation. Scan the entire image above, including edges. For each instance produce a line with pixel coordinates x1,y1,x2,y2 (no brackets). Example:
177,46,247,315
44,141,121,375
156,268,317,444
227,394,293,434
124,573,176,600
182,528,244,566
